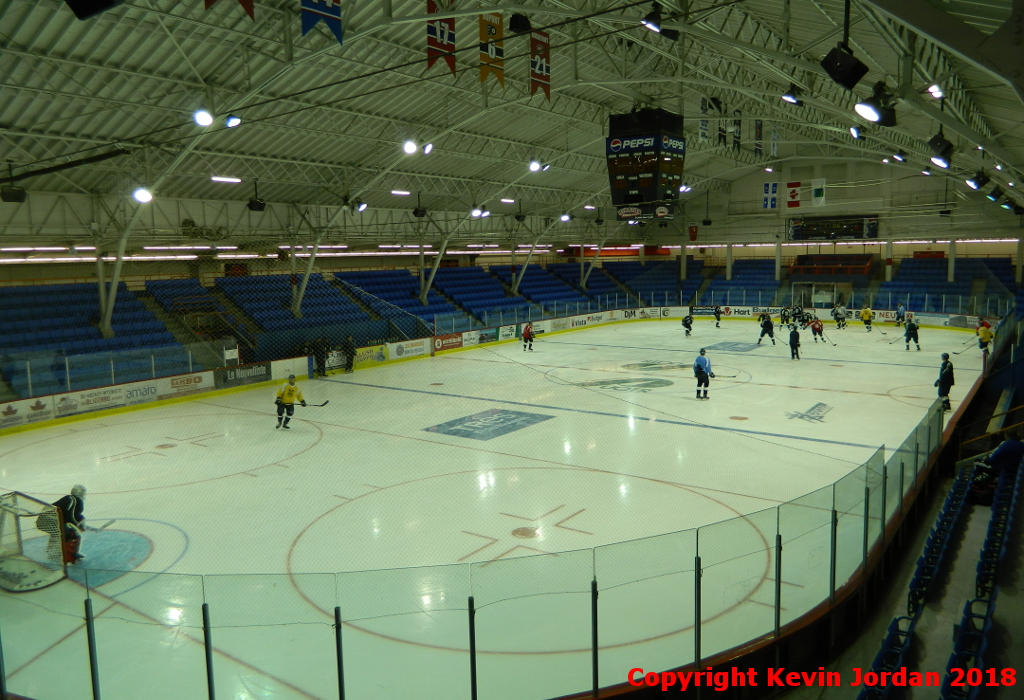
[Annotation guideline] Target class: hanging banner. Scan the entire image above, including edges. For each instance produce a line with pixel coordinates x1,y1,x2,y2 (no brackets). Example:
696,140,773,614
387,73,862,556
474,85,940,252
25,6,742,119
762,182,778,209
754,119,763,156
771,124,779,157
699,97,709,142
529,30,551,99
812,178,827,207
206,0,253,19
732,109,741,150
427,0,456,75
479,13,505,86
787,182,802,208
301,0,344,45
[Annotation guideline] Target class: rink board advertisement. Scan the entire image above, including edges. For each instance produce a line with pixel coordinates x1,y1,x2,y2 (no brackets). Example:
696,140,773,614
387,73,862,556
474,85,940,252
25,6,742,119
433,333,463,353
215,362,271,389
354,344,389,369
462,330,481,347
0,395,56,430
388,339,428,359
499,325,517,341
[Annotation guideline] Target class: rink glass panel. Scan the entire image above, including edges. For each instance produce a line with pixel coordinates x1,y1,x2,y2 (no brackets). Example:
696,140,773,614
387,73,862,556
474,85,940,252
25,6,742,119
594,528,697,687
87,570,208,700
471,548,593,700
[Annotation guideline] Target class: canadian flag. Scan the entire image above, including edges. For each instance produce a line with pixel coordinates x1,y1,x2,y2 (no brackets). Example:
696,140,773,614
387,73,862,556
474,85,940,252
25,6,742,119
786,182,801,208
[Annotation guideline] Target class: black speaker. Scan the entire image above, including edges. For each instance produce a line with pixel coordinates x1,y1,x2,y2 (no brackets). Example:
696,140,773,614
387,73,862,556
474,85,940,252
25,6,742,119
702,219,712,226
1,187,26,203
247,198,266,212
820,45,869,90
64,0,125,20
509,13,532,33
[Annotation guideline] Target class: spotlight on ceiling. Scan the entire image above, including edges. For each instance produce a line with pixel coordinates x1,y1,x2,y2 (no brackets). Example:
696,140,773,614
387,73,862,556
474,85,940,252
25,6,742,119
882,158,890,164
529,160,542,172
927,84,944,99
225,114,241,128
508,12,532,33
422,143,433,155
999,198,1015,210
640,1,662,32
764,165,773,172
995,164,1003,171
921,167,932,176
965,171,991,191
402,140,418,154
193,110,214,127
986,186,1004,202
679,183,692,192
892,151,907,162
356,201,368,212
541,163,551,172
850,126,865,140
781,84,803,105
471,205,483,217
820,43,869,91
854,81,897,126
133,187,153,203
928,131,953,169
560,213,572,222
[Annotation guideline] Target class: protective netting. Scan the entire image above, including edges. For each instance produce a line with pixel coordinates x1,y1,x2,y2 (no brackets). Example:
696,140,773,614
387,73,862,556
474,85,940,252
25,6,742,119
0,491,66,592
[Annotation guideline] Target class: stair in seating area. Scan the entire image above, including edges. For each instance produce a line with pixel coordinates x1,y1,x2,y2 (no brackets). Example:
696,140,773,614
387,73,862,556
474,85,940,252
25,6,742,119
137,293,224,370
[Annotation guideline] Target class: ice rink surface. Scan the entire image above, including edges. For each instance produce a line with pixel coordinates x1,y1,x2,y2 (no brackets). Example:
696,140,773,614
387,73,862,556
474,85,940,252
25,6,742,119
0,317,983,700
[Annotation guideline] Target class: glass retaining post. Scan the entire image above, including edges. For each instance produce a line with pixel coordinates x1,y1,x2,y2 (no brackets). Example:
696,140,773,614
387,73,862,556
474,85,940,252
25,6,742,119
862,486,870,565
66,356,71,391
925,293,929,312
743,289,746,305
942,295,946,313
881,465,888,543
829,505,838,604
591,579,599,698
468,596,478,700
151,354,156,379
958,296,962,314
26,360,33,397
694,555,702,669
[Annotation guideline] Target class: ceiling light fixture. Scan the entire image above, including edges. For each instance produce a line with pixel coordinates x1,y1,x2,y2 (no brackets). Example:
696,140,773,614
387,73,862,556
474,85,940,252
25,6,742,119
965,171,990,190
781,84,803,105
986,186,1004,202
927,84,944,99
133,187,153,203
850,126,865,140
640,1,662,32
892,151,907,162
193,110,214,126
584,205,596,210
927,130,953,169
854,81,897,126
391,190,411,196
999,198,1015,210
471,205,483,217
921,167,932,176
529,160,542,172
211,176,242,183
422,143,433,155
402,140,418,154
765,166,773,172
356,201,368,212
679,183,692,192
501,198,515,203
225,115,241,128
560,213,572,222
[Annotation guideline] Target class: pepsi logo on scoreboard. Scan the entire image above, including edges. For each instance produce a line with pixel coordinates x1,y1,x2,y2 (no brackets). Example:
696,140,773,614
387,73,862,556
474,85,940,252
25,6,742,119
606,136,656,153
661,135,686,153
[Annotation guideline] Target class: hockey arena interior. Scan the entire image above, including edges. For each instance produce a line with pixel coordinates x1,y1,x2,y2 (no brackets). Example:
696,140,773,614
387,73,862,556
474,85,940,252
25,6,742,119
2,1,1024,699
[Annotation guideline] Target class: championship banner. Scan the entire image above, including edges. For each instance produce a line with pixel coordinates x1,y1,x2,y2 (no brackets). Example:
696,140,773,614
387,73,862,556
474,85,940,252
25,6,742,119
301,0,344,46
479,13,505,86
205,0,254,20
732,109,741,150
427,0,456,75
529,31,551,99
754,119,763,156
771,124,779,157
699,97,709,141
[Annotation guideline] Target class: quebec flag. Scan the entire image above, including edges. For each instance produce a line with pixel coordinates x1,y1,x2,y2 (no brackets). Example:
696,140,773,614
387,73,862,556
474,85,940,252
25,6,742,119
302,0,344,46
762,182,778,209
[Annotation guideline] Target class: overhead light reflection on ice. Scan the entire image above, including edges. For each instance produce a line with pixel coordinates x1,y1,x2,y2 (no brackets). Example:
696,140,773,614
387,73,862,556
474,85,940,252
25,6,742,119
628,416,635,430
477,472,495,492
564,442,571,455
165,608,182,624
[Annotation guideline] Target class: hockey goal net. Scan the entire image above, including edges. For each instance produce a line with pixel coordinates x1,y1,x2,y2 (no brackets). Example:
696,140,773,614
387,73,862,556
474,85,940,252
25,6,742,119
0,491,67,592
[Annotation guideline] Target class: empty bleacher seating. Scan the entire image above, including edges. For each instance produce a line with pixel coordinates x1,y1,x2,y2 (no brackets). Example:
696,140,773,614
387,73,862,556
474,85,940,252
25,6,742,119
602,259,703,305
488,265,595,312
700,259,779,306
547,262,623,304
0,282,190,398
431,267,534,323
334,269,460,322
216,274,369,332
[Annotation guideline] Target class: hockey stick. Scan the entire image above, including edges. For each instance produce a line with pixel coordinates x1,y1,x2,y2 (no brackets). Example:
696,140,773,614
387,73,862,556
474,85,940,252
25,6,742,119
962,336,976,345
85,520,115,532
822,333,837,347
714,374,738,378
954,345,974,355
305,400,330,407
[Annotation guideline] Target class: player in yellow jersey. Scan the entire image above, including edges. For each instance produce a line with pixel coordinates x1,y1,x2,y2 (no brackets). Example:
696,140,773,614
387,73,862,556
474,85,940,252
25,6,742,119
860,306,874,332
978,324,994,354
275,374,306,429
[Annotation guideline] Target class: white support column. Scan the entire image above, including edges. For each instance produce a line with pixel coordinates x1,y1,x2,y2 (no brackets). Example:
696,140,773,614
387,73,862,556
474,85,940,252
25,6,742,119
885,241,894,282
418,243,426,303
947,240,956,283
1017,238,1023,287
774,241,782,281
639,244,646,266
726,244,733,281
581,238,608,288
292,234,323,318
95,251,106,316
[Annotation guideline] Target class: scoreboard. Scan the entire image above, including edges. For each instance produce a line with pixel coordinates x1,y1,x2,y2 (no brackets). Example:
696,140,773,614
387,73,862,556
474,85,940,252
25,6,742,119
606,109,685,221
789,215,879,241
